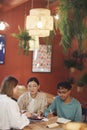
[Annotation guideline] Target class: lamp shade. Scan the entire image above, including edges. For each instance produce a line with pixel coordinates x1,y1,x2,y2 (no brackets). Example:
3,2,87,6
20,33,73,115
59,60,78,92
26,8,53,37
0,21,9,30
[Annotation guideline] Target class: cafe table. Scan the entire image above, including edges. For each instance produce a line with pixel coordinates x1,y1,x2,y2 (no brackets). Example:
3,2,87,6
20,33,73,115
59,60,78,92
23,116,64,130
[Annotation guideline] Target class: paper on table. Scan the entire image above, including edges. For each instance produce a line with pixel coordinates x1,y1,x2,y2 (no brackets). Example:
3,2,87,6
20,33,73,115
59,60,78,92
57,117,71,124
47,122,59,128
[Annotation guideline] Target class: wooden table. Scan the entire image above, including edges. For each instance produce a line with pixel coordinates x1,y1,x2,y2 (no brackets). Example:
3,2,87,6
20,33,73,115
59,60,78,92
23,117,64,130
23,116,87,130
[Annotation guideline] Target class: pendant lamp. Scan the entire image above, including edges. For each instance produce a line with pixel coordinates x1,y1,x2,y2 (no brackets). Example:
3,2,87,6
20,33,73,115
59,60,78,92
26,8,53,37
0,21,9,30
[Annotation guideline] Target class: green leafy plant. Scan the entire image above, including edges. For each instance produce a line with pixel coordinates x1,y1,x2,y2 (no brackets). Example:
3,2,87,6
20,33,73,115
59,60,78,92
66,77,75,84
12,26,53,55
77,73,87,87
64,58,84,71
64,58,77,68
72,50,87,59
56,0,87,53
12,26,33,56
42,30,54,53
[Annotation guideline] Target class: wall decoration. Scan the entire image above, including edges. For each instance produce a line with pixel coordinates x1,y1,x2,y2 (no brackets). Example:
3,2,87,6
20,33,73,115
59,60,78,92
32,44,52,72
0,34,5,64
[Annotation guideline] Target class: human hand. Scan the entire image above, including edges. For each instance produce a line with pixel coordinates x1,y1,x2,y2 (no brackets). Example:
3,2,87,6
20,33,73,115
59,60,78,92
47,113,54,119
25,112,34,118
36,111,43,117
20,110,27,114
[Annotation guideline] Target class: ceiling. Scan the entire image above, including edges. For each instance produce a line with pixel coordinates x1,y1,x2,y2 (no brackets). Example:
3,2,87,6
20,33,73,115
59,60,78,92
0,0,57,12
0,0,29,12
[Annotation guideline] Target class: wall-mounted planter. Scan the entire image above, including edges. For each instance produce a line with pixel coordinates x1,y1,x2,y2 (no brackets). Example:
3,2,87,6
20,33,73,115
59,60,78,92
77,86,83,92
70,67,76,73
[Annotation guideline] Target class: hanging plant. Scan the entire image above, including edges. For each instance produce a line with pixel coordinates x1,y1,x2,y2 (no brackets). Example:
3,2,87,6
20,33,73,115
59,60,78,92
66,77,75,84
12,26,33,56
77,73,87,87
72,49,87,61
64,58,84,71
77,86,83,92
76,73,87,92
42,30,55,53
64,58,77,69
56,0,87,53
64,49,85,71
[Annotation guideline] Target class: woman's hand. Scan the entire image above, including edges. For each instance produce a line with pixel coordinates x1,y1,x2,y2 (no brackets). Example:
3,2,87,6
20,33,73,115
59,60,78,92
36,111,43,117
25,112,34,118
47,113,54,119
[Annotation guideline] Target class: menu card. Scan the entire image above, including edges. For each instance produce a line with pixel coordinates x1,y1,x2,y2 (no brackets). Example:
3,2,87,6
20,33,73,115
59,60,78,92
57,117,71,124
47,122,59,128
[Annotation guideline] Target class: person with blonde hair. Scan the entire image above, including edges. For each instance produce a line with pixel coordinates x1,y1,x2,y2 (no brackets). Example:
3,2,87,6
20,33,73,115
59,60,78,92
0,76,30,130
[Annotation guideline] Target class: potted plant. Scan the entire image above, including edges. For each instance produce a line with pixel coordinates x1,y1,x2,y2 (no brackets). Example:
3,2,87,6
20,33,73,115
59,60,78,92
12,26,33,56
56,0,87,53
77,73,87,91
72,49,87,60
64,58,77,72
42,30,54,53
64,58,84,71
64,50,85,71
77,73,87,86
66,77,75,87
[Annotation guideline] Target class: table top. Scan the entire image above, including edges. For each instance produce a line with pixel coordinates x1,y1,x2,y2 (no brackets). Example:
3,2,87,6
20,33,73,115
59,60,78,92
23,117,64,130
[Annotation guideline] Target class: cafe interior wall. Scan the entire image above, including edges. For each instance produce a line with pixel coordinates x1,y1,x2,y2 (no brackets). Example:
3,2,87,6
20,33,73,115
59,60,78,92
0,0,86,106
0,0,68,95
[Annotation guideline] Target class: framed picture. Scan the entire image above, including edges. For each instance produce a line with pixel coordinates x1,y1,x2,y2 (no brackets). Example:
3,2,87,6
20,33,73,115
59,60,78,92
32,44,52,72
0,34,5,64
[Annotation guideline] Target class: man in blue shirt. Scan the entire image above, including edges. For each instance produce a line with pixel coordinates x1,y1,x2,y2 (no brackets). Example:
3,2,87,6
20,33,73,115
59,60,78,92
44,81,82,122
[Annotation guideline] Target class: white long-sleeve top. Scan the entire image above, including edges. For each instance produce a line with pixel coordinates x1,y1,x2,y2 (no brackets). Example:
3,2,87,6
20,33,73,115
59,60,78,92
0,94,30,130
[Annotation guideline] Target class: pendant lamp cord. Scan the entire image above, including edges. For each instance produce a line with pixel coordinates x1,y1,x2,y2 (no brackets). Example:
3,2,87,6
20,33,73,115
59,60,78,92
47,0,49,9
31,0,33,9
24,4,27,29
24,0,32,28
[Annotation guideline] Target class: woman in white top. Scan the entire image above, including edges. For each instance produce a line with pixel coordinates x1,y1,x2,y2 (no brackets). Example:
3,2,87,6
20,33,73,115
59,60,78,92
18,77,47,116
0,76,30,130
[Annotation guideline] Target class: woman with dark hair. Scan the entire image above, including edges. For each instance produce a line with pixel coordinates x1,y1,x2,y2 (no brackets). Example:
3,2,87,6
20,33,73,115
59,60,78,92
18,77,47,117
0,76,30,130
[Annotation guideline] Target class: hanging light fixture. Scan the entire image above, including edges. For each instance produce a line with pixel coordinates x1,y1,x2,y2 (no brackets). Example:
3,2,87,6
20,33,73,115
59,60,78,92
25,0,53,37
24,5,40,51
0,21,9,31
